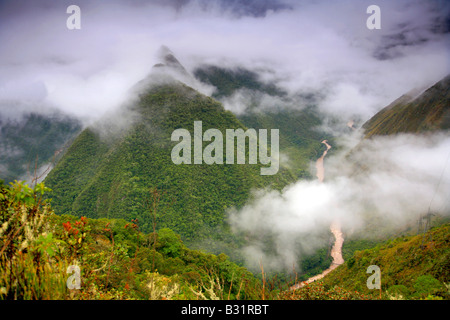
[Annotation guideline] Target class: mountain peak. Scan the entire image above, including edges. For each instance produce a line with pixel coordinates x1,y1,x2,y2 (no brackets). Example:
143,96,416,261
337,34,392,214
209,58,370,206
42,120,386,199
152,45,189,76
129,46,193,94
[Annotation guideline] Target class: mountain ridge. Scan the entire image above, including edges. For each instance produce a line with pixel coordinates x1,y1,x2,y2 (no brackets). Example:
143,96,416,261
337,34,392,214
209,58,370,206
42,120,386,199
363,74,450,138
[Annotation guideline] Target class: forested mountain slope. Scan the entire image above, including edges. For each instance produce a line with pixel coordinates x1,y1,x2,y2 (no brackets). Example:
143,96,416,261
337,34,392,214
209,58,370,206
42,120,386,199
43,77,294,254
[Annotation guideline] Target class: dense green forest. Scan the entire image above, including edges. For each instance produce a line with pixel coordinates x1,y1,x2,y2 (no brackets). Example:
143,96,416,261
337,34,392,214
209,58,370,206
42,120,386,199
0,180,262,299
2,179,447,300
194,64,331,178
42,81,297,259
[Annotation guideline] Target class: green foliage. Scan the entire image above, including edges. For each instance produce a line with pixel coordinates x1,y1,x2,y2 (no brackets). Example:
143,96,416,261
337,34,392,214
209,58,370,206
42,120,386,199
238,107,328,179
321,223,450,300
279,281,372,300
2,180,448,300
0,180,69,299
363,74,450,138
193,64,330,179
386,284,410,299
43,82,295,254
40,66,333,282
157,228,183,258
297,247,333,282
0,181,262,300
35,232,59,257
341,238,382,261
413,275,446,299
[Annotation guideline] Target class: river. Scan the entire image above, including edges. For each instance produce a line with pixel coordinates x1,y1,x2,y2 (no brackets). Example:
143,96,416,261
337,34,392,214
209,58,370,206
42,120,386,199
290,139,344,290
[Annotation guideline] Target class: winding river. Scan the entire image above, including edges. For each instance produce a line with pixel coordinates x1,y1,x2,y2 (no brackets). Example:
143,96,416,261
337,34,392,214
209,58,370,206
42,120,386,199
290,140,344,290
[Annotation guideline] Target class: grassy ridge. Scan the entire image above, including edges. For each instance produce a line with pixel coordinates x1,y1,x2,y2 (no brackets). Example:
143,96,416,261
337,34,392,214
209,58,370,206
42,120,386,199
363,75,450,138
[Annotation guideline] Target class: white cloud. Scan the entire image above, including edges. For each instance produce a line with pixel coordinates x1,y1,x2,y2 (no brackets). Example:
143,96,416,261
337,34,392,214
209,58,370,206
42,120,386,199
228,132,450,271
0,0,448,124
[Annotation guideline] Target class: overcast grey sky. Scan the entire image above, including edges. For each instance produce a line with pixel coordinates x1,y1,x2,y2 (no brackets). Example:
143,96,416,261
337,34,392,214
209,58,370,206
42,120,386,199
0,0,449,123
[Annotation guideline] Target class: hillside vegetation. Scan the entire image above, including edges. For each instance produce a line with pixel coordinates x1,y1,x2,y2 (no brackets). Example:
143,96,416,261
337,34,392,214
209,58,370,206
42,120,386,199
0,180,262,300
284,75,450,300
43,80,295,256
363,75,450,138
6,179,447,300
317,223,450,300
194,64,330,178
